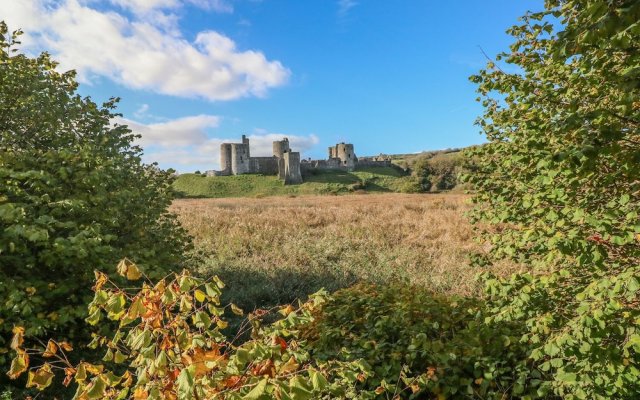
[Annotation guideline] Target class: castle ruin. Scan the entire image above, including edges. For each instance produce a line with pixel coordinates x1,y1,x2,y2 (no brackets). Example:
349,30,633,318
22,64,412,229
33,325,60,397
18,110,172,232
208,135,391,184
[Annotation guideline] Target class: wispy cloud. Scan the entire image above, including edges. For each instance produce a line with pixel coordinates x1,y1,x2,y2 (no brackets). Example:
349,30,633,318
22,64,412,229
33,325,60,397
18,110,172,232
0,0,290,101
116,116,319,172
337,0,358,19
108,0,233,16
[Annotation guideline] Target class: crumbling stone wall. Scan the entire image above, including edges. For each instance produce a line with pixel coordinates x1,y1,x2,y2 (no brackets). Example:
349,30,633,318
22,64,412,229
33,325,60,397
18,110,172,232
250,157,279,175
283,151,302,184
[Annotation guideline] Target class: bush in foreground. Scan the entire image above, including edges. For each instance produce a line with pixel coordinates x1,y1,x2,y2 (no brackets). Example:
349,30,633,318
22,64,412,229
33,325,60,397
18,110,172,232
465,0,640,398
0,23,191,376
8,264,539,399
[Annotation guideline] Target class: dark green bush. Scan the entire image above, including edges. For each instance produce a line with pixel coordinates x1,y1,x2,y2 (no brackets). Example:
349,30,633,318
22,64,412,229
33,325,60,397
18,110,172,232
302,284,540,399
0,23,191,381
412,152,465,191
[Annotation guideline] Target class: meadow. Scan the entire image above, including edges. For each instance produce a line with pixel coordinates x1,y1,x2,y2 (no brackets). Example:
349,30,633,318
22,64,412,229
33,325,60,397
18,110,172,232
171,193,519,311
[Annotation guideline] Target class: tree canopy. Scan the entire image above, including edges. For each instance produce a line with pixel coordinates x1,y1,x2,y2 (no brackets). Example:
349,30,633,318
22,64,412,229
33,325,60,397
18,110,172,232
0,22,191,375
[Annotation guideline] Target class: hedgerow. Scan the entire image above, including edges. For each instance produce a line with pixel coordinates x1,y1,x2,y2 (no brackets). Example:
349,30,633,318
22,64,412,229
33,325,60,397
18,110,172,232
464,0,640,398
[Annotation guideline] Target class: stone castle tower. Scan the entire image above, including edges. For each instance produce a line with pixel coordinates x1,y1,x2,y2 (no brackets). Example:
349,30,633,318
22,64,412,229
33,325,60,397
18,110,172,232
274,138,302,184
328,142,357,171
219,135,251,175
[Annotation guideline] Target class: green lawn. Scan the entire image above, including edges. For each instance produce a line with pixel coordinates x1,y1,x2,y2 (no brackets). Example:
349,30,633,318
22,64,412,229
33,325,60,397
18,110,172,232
173,166,418,198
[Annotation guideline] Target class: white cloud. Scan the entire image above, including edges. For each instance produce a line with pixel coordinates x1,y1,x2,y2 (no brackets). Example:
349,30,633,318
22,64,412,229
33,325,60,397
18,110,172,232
117,114,221,147
108,0,233,15
0,0,289,101
117,116,319,172
133,103,150,119
244,133,319,157
337,0,357,19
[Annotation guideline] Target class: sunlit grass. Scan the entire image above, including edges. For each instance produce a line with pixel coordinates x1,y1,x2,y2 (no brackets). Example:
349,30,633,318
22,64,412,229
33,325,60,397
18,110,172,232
172,193,519,312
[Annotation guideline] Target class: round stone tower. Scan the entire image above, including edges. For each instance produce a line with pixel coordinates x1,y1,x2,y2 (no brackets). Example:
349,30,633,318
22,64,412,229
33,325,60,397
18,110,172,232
272,138,290,158
335,143,356,170
231,143,250,175
220,143,232,174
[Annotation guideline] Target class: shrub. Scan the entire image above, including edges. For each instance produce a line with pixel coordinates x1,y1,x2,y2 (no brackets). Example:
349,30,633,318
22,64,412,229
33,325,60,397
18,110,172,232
465,0,640,398
302,284,537,399
7,266,369,399
0,23,191,379
413,152,465,191
8,267,537,399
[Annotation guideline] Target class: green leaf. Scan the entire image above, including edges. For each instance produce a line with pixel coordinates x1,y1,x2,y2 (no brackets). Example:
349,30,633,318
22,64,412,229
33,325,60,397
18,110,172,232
243,378,268,400
84,375,107,399
177,365,196,400
309,369,329,391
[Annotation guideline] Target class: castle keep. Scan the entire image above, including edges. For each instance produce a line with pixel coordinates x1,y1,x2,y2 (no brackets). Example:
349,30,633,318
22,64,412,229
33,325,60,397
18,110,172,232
209,135,391,184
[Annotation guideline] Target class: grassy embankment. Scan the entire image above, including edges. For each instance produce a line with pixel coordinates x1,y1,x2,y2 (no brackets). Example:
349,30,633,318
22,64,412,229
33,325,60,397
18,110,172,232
171,193,519,313
173,166,418,198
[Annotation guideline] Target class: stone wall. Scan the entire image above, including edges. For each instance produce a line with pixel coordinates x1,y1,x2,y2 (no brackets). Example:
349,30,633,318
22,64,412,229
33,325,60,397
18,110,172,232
355,159,392,168
249,157,279,175
283,151,302,184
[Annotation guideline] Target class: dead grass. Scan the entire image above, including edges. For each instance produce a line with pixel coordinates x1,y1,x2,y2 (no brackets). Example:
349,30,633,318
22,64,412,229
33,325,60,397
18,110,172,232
171,193,517,310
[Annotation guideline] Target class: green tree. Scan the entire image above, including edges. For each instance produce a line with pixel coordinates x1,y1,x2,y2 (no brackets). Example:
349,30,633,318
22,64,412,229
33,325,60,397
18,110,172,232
0,24,191,373
413,151,465,191
466,0,639,398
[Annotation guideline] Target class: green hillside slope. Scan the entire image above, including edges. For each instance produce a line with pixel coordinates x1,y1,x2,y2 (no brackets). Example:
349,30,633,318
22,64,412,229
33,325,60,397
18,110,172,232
173,166,420,198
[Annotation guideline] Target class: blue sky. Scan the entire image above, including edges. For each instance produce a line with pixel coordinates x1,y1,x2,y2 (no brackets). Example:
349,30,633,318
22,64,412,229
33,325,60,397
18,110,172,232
2,0,541,172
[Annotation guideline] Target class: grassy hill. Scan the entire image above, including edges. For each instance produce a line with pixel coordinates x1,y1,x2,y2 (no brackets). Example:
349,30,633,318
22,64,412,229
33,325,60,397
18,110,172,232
173,166,420,198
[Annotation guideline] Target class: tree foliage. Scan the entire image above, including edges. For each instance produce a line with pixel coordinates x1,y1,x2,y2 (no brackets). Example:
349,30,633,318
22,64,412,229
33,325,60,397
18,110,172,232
0,23,191,372
465,0,640,398
7,266,371,399
8,266,541,399
412,152,465,192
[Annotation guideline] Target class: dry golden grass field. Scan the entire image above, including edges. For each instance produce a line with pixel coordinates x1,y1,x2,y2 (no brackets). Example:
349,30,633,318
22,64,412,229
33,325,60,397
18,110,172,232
171,193,518,310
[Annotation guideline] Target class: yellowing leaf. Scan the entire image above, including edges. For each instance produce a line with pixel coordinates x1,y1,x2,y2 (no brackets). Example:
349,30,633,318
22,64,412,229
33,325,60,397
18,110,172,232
83,375,107,399
116,258,142,280
75,363,87,383
280,305,295,317
133,387,149,399
59,341,73,351
126,263,142,280
213,275,225,289
42,339,58,358
194,289,206,303
114,350,128,364
10,326,24,350
93,271,108,290
26,363,54,390
231,303,244,316
7,350,28,379
216,319,228,329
